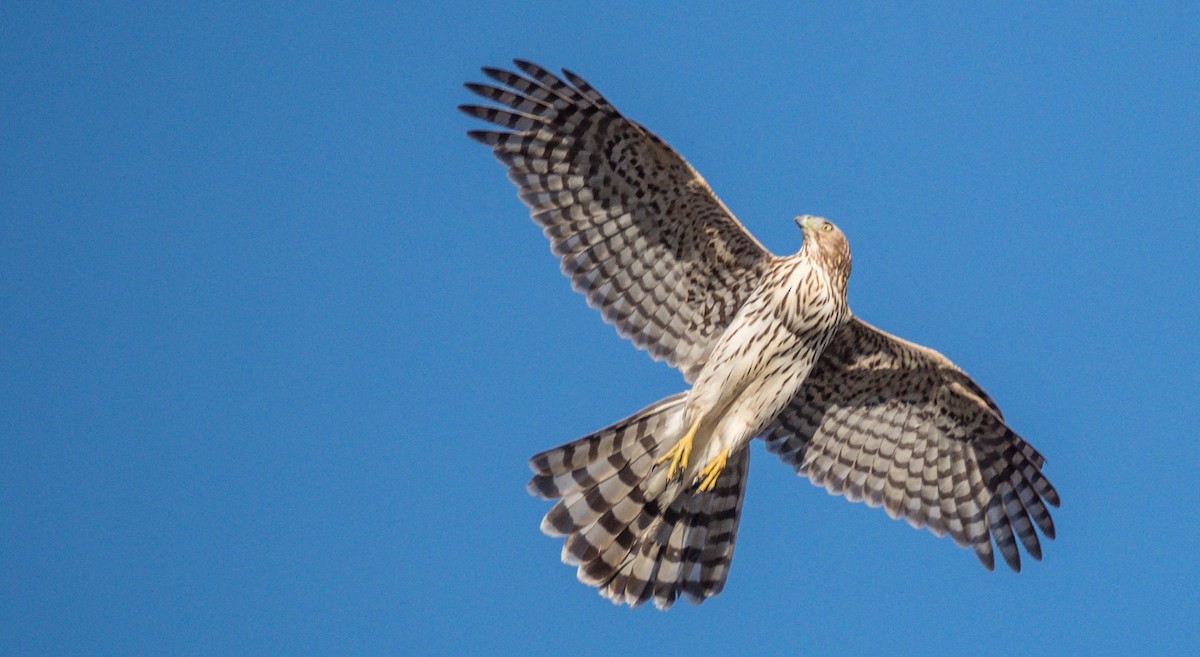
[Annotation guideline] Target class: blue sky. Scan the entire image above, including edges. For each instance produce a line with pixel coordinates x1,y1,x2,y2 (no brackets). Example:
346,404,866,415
2,2,1198,655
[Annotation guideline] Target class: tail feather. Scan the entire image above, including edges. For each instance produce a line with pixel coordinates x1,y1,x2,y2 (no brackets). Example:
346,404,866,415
528,421,664,502
527,394,751,609
599,449,748,609
543,450,655,539
578,474,675,582
691,460,749,598
563,458,674,566
528,394,687,475
652,503,697,606
677,494,713,604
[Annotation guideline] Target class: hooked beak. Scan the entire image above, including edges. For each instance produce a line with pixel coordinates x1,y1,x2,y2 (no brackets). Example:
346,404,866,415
795,215,819,230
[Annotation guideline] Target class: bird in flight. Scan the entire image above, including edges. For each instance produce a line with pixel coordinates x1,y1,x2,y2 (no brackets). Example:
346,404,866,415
460,60,1058,609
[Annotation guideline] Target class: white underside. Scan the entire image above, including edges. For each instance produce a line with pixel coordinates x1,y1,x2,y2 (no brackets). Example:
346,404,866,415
678,257,845,483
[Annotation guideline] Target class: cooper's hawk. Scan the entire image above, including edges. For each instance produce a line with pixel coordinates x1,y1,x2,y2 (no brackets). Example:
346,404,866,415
461,60,1059,609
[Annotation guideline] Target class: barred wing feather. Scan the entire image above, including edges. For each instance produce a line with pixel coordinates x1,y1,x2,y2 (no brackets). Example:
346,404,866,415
762,318,1059,571
461,60,773,382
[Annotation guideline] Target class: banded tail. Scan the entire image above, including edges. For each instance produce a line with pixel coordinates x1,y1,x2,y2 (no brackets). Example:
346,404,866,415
527,393,750,609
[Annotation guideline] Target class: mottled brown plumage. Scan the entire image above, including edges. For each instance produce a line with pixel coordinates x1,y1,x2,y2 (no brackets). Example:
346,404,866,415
462,61,1058,609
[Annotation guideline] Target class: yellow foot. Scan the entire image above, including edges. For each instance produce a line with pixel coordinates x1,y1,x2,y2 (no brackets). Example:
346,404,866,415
696,448,730,492
657,418,701,480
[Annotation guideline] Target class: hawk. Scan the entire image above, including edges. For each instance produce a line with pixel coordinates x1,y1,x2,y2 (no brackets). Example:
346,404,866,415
461,60,1059,609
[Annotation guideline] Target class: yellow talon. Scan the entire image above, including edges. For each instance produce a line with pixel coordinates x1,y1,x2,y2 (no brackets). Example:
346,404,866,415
697,448,729,492
657,418,701,480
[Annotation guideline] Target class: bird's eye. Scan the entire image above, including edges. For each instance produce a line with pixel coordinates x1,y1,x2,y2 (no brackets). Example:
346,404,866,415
821,223,833,232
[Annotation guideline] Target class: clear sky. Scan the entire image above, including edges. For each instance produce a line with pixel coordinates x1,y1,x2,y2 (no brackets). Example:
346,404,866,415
2,2,1198,656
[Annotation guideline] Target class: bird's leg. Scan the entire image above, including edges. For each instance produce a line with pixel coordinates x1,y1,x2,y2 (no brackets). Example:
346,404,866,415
696,448,729,492
657,417,701,480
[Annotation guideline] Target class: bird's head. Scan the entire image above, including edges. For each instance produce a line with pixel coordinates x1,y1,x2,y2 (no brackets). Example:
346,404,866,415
796,214,852,284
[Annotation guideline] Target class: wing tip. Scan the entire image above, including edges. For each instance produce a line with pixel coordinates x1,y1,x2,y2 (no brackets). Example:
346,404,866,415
1041,516,1057,541
1044,486,1062,508
456,103,483,117
465,129,504,146
975,542,996,571
480,65,509,81
1000,545,1022,572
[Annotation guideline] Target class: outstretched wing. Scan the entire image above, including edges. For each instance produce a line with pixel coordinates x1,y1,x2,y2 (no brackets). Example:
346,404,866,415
762,318,1059,571
461,61,773,382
